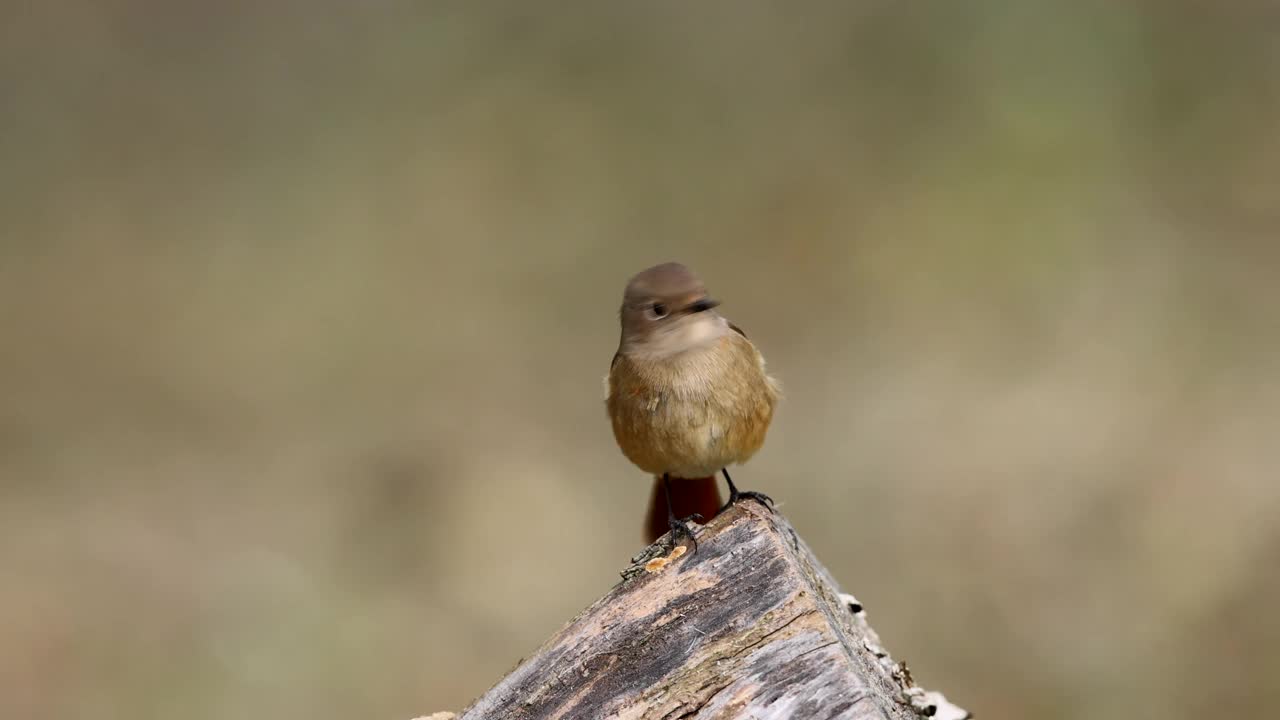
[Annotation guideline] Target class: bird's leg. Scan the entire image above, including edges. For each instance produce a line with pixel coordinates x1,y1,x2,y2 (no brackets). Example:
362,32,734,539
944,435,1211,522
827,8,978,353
663,473,703,553
719,467,774,514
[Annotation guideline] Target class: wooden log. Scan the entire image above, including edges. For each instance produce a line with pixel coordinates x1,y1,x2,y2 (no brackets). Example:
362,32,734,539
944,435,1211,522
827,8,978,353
452,502,970,720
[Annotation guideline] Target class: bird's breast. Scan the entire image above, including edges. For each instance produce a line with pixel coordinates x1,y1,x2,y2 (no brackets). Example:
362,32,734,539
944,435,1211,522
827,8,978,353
606,335,779,477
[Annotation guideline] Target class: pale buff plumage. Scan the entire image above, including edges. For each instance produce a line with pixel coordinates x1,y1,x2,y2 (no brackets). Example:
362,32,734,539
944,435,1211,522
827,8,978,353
605,263,780,479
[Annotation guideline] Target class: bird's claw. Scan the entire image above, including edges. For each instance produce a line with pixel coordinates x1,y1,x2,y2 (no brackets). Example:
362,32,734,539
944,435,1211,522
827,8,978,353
720,490,774,515
667,514,702,554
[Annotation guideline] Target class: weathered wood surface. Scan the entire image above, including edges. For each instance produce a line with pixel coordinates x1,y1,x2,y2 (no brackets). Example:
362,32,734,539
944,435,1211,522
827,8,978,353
456,503,969,720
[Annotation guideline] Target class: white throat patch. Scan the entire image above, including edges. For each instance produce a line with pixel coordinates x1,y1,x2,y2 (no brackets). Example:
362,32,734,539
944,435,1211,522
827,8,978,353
632,314,730,360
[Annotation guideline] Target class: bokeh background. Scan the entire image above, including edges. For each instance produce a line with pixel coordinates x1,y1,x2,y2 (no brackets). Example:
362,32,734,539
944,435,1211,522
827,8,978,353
3,2,1278,719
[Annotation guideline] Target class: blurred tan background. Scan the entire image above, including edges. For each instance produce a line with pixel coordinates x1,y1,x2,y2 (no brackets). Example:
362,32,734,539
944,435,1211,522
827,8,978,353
2,2,1278,719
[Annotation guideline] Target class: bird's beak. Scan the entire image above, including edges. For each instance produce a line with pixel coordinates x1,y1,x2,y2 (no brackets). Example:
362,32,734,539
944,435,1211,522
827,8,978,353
684,297,720,314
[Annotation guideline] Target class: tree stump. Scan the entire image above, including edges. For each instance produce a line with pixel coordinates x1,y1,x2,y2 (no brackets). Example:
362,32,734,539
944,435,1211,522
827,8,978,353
453,502,970,720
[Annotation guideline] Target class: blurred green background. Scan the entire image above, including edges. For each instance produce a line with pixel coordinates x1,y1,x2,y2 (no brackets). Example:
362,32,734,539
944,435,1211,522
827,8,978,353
2,2,1278,719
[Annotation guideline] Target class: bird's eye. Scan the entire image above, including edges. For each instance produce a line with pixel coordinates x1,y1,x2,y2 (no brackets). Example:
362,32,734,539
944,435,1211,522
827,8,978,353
645,303,669,320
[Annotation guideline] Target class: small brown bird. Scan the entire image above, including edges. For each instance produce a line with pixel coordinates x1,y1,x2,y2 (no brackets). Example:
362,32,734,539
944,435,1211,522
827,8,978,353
606,262,780,547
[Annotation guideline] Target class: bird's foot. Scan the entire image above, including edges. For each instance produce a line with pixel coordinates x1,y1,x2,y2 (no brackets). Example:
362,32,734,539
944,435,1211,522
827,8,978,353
730,489,774,510
719,489,774,515
666,513,703,554
718,468,774,515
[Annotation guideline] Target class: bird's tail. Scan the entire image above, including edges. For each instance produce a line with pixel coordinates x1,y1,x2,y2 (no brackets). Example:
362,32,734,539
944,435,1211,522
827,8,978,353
644,475,723,544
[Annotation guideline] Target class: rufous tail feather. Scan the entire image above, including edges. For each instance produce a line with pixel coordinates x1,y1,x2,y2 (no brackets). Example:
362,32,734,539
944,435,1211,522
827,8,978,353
644,475,723,544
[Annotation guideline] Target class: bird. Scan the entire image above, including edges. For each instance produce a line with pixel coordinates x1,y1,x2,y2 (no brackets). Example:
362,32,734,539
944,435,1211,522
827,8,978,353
605,262,781,549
